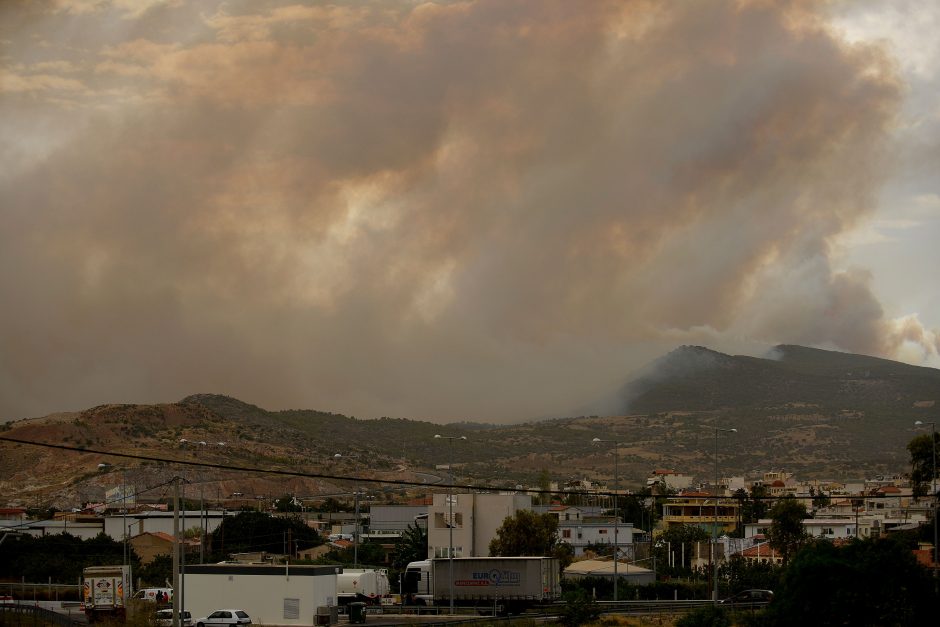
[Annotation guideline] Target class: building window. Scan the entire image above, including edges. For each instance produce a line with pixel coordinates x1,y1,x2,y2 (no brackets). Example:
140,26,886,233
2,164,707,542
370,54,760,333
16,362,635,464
434,546,464,558
434,512,463,529
598,529,607,535
562,529,571,539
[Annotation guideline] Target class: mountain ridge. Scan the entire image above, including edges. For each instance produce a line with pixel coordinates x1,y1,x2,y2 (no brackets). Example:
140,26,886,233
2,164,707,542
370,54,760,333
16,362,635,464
1,344,936,509
621,343,940,413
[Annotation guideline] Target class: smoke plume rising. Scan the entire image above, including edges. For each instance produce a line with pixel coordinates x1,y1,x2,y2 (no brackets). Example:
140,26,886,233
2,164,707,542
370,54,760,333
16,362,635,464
1,0,935,422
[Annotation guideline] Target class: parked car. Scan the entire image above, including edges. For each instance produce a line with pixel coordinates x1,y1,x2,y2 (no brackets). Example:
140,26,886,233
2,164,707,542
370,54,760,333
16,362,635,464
154,609,192,626
194,609,252,627
720,589,774,605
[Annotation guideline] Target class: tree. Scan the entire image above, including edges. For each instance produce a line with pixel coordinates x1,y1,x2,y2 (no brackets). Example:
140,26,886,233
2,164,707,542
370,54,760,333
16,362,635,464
318,497,349,513
734,485,770,535
764,537,938,626
137,554,173,587
653,524,710,575
908,432,938,498
391,522,427,571
766,497,809,565
0,532,136,585
489,510,558,557
207,511,322,561
534,469,552,506
719,555,783,595
809,487,830,510
274,494,303,512
558,589,601,627
317,540,386,567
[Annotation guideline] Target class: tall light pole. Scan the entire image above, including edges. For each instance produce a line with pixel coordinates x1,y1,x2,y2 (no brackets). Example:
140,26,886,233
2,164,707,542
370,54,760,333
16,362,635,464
713,427,736,603
592,438,623,601
434,434,466,615
914,420,937,567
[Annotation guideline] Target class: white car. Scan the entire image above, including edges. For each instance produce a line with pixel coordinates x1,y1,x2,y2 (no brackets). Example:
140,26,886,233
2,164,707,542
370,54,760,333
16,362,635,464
194,609,252,627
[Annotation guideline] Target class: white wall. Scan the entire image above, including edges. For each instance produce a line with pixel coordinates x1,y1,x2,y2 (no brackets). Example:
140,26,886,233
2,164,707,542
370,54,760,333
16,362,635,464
103,512,227,541
183,564,339,626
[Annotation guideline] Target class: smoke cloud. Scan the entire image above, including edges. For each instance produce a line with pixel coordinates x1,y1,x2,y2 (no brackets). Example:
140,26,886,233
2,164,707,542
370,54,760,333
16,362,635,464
1,0,935,422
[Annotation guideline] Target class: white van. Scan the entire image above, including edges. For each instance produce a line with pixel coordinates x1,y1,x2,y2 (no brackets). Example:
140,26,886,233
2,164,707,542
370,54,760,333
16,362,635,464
132,588,173,603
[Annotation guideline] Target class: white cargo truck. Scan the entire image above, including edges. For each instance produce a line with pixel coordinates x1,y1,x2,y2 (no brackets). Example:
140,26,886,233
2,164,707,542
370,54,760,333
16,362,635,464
82,565,131,623
403,557,561,614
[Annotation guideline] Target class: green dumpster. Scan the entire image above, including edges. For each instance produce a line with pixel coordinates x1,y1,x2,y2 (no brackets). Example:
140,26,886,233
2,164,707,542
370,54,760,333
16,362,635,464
349,602,367,624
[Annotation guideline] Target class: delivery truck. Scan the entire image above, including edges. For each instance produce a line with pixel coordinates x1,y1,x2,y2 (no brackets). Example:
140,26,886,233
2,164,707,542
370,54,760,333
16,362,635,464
82,565,131,622
336,569,390,605
403,557,560,614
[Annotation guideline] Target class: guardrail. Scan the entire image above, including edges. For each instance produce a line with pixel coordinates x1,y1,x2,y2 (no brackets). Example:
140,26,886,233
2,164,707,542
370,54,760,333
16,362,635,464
594,599,770,615
0,603,83,626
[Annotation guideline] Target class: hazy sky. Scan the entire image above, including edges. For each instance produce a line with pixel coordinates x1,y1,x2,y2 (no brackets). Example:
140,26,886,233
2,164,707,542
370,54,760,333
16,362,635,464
2,0,938,423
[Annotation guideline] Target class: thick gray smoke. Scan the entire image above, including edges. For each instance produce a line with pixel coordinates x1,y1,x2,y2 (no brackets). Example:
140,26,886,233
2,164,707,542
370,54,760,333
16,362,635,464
0,0,931,422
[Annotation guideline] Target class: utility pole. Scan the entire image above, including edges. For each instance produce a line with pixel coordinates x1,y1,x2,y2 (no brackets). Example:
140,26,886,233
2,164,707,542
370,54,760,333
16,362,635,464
172,477,180,627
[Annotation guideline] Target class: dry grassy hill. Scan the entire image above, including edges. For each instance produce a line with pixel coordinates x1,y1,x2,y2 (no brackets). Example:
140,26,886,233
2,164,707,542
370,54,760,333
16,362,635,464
1,345,936,509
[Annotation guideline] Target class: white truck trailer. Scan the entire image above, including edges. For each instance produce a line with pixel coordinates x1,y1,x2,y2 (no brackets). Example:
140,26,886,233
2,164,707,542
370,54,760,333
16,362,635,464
82,565,131,623
403,557,561,613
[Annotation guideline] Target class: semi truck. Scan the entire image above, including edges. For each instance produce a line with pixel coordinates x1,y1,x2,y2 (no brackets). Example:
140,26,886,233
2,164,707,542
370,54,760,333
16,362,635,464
336,569,390,605
82,565,131,623
403,557,560,613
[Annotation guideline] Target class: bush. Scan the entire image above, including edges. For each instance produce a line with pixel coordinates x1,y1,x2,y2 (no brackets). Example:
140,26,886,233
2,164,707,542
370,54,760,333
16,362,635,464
558,589,601,627
676,604,731,627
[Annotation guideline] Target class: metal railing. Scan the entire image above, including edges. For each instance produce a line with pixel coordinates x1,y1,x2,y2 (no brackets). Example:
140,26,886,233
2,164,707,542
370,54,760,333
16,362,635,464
0,603,82,627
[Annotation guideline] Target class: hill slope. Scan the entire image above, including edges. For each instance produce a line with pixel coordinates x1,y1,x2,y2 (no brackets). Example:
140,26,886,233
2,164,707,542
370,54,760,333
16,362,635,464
1,345,936,509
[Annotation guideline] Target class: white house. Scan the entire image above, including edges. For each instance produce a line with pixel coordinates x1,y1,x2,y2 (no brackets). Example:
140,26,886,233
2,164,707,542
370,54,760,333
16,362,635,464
744,518,859,540
557,518,636,557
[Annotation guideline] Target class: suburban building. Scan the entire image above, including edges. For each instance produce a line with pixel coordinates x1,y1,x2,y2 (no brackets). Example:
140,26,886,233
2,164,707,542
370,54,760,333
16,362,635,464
103,510,227,542
737,541,784,565
646,470,693,492
129,531,175,564
7,514,104,539
427,492,531,558
744,518,859,540
557,518,637,557
183,564,338,626
661,492,740,534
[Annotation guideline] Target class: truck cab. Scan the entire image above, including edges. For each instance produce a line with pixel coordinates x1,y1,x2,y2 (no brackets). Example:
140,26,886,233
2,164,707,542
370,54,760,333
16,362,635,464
403,560,432,604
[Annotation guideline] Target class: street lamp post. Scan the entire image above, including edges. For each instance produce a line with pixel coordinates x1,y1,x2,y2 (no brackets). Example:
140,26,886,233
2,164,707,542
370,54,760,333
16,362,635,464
434,434,466,615
914,420,937,566
592,438,623,602
712,427,736,603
